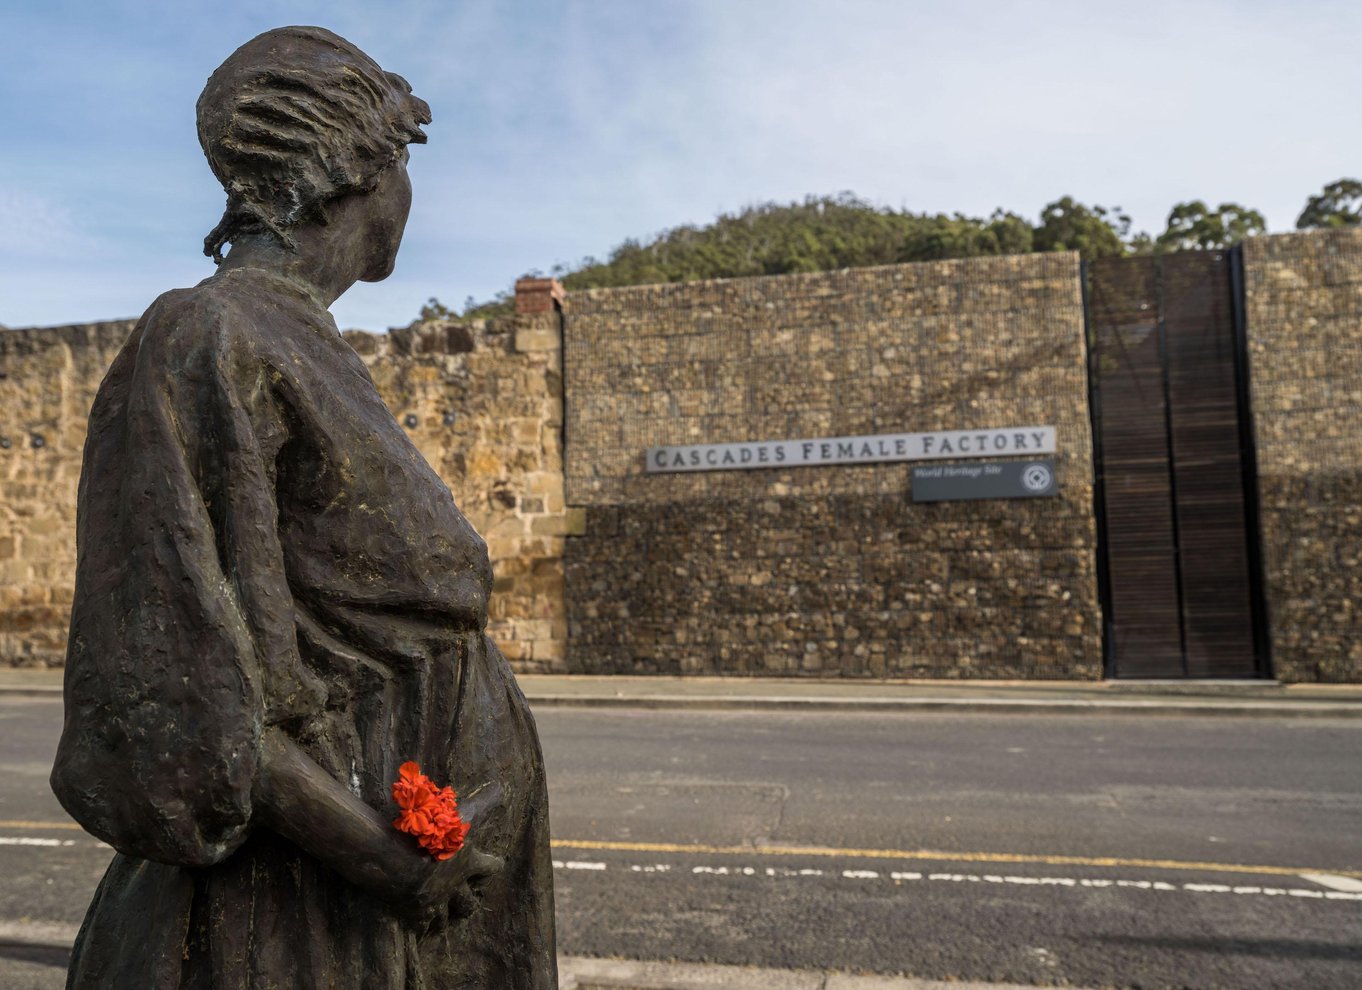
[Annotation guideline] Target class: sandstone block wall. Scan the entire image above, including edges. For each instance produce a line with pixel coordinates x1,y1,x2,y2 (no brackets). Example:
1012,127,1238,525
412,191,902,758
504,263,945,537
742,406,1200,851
0,322,133,667
11,235,1359,682
0,303,568,671
563,255,1104,678
1243,230,1362,682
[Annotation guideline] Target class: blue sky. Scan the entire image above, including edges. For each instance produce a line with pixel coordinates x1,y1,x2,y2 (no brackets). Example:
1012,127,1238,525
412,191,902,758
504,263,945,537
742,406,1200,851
2,0,1360,331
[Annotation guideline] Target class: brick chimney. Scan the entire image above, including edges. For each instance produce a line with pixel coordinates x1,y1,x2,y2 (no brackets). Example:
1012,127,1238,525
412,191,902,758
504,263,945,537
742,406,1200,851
514,277,566,315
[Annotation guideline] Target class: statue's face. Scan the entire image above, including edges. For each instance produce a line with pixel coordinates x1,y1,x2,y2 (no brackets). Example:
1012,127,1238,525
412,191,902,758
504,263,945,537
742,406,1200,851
359,154,414,283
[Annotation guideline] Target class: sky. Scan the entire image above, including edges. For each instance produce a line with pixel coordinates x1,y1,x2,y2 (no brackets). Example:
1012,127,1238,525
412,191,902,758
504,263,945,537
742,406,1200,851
2,0,1360,332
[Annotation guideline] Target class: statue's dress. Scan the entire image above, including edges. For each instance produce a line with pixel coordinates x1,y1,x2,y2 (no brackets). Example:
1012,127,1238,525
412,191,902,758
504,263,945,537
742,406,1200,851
51,268,556,989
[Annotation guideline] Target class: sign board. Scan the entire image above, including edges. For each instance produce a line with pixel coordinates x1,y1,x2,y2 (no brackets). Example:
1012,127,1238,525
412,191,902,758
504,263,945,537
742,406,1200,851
911,459,1059,502
646,426,1056,474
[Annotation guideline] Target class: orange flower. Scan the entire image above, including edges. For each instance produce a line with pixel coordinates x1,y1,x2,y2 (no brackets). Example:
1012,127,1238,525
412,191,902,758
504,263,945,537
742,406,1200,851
392,761,469,861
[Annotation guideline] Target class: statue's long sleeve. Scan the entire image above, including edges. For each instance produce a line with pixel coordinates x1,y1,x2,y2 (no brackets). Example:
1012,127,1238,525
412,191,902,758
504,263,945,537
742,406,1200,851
51,293,315,866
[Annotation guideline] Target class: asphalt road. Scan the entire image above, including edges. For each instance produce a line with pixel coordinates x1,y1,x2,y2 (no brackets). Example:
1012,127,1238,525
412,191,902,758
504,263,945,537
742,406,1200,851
2,696,1361,989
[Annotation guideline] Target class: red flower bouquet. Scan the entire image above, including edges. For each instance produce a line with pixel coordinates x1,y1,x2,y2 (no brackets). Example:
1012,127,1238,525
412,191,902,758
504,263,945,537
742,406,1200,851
391,761,469,861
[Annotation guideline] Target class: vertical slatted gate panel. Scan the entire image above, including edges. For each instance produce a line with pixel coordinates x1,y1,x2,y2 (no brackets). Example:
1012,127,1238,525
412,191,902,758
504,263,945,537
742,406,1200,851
1161,253,1259,677
1089,257,1186,676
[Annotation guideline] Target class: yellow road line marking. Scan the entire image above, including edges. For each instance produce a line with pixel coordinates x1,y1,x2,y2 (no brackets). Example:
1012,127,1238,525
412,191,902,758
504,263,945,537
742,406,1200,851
5,820,1356,881
550,839,1362,880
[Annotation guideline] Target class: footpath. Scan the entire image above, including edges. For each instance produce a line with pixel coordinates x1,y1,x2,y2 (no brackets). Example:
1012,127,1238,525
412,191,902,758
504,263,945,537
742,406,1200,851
558,956,1065,989
517,672,1362,718
3,668,1362,718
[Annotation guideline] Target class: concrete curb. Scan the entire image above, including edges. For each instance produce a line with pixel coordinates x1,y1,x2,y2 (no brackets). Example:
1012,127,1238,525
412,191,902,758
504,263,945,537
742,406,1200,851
4,680,1362,718
526,693,1362,719
559,956,1059,990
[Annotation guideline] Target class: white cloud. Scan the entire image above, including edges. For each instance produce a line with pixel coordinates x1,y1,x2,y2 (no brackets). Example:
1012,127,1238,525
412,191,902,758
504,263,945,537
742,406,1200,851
0,191,94,257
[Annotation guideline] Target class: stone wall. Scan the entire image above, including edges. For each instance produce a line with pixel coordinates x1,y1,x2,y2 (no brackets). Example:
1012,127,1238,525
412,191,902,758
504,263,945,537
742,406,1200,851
0,321,133,667
0,287,569,671
563,255,1104,678
1243,230,1362,682
12,235,1359,681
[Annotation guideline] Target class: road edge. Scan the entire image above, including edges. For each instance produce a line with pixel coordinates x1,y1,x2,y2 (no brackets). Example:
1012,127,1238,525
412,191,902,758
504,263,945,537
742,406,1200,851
526,694,1362,718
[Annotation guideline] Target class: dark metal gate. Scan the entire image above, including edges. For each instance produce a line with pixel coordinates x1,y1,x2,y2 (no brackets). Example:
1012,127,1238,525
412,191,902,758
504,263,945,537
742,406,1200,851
1086,250,1270,678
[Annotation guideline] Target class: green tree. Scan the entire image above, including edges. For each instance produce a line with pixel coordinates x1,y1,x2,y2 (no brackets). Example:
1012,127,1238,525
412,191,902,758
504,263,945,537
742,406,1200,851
1296,178,1362,229
1032,198,1132,259
562,194,918,290
898,210,1034,262
435,189,1294,321
1156,201,1266,251
418,297,455,320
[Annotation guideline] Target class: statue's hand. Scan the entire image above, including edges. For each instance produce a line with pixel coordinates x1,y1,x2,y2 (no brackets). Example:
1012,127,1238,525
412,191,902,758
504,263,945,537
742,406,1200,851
406,843,504,932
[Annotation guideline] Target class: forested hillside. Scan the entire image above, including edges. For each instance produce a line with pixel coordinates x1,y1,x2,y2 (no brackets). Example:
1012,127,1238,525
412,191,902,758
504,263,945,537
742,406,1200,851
436,179,1359,318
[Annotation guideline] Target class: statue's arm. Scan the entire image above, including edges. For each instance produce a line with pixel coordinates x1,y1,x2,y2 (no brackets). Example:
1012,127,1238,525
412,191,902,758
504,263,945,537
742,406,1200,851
255,730,419,897
255,730,502,919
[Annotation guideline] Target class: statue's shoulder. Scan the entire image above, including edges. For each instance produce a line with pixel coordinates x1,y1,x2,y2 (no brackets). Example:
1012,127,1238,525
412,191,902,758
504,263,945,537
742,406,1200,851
133,272,290,367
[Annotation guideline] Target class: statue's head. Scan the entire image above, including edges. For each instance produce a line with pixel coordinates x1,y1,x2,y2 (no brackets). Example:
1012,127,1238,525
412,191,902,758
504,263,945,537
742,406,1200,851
197,26,432,265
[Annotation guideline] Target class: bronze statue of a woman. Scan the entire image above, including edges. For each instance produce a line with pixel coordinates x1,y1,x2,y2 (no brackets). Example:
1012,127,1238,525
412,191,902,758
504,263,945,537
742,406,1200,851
51,26,556,988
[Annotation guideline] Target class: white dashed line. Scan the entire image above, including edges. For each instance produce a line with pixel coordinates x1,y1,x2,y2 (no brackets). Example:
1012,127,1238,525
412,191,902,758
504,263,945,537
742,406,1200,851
1300,873,1362,893
0,837,76,847
692,865,759,876
2,832,1357,905
550,859,1362,903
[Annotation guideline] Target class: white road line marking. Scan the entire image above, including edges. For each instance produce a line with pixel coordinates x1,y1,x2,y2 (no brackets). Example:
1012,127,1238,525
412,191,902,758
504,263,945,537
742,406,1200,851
550,860,1362,903
555,837,1362,880
691,865,759,876
1300,873,1362,892
0,837,75,847
2,831,1355,905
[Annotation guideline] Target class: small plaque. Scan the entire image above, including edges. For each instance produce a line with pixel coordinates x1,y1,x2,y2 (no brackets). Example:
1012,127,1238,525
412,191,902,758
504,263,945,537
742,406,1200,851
912,459,1058,502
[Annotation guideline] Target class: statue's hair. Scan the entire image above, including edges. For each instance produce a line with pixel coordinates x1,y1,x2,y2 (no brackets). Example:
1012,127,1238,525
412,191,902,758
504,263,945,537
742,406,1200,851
197,26,431,263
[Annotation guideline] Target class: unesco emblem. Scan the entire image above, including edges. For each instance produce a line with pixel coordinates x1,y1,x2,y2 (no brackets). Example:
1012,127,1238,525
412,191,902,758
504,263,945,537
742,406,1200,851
1022,463,1053,492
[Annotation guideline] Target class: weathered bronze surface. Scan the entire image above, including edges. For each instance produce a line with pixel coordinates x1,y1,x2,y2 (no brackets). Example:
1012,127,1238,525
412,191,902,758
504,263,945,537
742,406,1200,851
50,26,556,988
